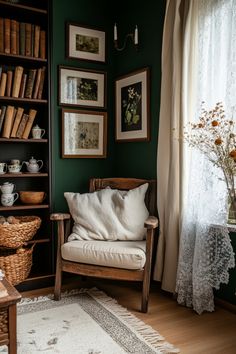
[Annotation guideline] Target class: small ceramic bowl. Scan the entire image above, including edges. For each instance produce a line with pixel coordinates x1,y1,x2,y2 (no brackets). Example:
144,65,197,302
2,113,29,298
19,191,46,205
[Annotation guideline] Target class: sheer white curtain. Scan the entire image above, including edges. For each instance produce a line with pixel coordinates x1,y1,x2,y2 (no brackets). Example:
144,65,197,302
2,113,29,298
176,0,235,314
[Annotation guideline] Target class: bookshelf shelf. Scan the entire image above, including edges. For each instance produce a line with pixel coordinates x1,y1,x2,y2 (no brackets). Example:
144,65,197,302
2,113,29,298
0,172,48,177
0,204,49,211
0,1,47,15
0,137,48,143
0,52,47,63
0,97,48,104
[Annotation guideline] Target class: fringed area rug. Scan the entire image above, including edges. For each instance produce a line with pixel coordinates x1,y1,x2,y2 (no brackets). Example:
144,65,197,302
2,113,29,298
1,288,179,354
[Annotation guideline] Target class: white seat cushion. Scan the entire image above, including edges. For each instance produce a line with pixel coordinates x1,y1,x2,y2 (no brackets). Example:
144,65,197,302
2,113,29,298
61,240,146,270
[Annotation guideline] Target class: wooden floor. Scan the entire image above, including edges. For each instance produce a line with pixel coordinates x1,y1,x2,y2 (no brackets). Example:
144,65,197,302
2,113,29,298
22,279,236,354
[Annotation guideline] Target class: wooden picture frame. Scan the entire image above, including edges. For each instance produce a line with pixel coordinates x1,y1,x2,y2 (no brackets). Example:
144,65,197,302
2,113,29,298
59,66,106,109
67,23,106,63
62,108,107,158
115,67,150,142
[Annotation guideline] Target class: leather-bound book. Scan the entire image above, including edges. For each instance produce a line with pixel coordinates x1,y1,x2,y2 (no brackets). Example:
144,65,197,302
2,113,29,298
12,66,24,98
0,105,6,133
2,105,14,138
10,19,17,55
19,73,27,98
0,18,4,53
4,18,10,54
20,22,25,56
10,107,24,137
34,25,40,58
6,69,13,97
22,109,37,139
0,72,7,96
39,30,46,59
16,21,20,55
25,68,36,99
33,68,41,99
25,23,32,56
37,66,46,99
31,24,35,58
16,113,28,138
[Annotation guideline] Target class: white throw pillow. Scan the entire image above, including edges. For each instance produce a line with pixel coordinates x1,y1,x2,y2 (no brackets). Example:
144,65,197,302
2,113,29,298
64,183,149,241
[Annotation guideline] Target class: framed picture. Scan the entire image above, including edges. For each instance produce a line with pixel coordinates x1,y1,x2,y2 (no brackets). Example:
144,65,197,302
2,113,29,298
59,66,106,109
67,23,106,63
115,67,150,142
62,108,107,158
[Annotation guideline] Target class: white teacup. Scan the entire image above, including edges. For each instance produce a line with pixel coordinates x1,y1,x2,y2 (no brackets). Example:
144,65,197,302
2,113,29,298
1,193,19,207
8,164,22,173
0,163,7,174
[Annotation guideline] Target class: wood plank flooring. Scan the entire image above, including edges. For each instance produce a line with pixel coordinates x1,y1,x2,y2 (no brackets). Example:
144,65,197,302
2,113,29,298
22,279,236,354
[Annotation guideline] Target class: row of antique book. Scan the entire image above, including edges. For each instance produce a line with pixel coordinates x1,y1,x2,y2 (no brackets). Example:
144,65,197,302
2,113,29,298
0,105,37,139
0,65,46,99
0,18,46,59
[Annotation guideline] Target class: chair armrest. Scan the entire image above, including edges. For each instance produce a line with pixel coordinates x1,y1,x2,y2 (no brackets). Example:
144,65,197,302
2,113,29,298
144,216,158,229
50,213,71,221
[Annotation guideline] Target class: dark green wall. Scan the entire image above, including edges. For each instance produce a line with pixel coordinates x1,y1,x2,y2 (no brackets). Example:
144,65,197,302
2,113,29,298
51,0,115,211
51,0,165,211
112,0,165,178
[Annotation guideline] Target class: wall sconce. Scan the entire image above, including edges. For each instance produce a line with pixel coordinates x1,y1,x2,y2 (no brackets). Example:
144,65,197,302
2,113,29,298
114,23,138,51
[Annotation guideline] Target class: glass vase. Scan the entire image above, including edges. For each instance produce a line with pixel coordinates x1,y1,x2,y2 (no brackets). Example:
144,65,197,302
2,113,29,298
227,196,236,224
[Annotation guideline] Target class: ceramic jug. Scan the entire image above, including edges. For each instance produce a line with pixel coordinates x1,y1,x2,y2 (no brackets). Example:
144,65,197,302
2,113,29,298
1,192,19,207
0,162,7,174
0,182,16,194
32,125,46,139
22,157,43,173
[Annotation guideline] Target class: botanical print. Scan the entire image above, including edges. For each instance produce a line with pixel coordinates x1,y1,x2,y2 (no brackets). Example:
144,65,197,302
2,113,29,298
66,76,98,101
121,82,142,132
76,34,99,54
76,122,99,149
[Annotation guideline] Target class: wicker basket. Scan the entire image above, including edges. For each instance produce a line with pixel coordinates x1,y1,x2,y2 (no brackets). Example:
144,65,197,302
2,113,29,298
0,246,34,285
0,216,41,248
0,308,8,334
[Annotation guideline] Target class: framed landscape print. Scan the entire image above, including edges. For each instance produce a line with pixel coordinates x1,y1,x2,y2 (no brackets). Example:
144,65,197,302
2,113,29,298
115,67,150,142
59,66,106,109
67,23,106,63
62,108,107,158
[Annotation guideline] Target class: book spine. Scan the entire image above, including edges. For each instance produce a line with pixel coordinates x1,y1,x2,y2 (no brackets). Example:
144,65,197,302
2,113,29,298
0,72,7,96
31,24,35,58
6,70,13,97
12,66,24,98
25,23,32,56
22,109,37,139
34,25,40,58
0,18,4,53
10,19,17,55
0,105,7,133
16,113,28,138
25,69,36,99
20,22,25,56
32,68,41,99
10,107,24,137
19,73,27,98
16,21,20,55
39,30,46,59
37,66,46,99
4,18,10,54
2,105,15,138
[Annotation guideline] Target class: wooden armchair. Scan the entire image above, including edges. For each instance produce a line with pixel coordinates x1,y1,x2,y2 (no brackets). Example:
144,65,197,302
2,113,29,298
50,178,158,313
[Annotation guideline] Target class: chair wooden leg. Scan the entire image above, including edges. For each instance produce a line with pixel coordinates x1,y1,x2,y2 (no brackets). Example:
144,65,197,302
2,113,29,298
54,220,64,301
54,266,62,301
141,275,150,313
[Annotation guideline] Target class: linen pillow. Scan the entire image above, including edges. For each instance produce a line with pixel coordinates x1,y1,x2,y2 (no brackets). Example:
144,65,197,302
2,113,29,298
64,183,149,242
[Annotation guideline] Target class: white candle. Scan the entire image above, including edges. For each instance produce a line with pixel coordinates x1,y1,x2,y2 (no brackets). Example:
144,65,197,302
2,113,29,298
134,25,138,45
114,23,118,41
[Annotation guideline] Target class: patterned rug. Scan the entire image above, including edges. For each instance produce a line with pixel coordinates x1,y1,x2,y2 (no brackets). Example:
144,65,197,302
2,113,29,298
1,288,179,354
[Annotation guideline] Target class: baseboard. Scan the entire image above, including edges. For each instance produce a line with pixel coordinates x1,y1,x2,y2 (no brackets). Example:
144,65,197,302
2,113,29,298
215,297,236,313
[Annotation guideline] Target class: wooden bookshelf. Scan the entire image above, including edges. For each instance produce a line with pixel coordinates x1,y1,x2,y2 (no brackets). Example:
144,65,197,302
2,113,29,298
0,0,52,291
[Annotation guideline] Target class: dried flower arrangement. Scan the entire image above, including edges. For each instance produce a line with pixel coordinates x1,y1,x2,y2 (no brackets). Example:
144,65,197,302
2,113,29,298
183,102,236,222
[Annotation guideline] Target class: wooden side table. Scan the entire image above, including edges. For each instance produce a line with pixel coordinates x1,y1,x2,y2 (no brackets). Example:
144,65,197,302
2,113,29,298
0,278,21,354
